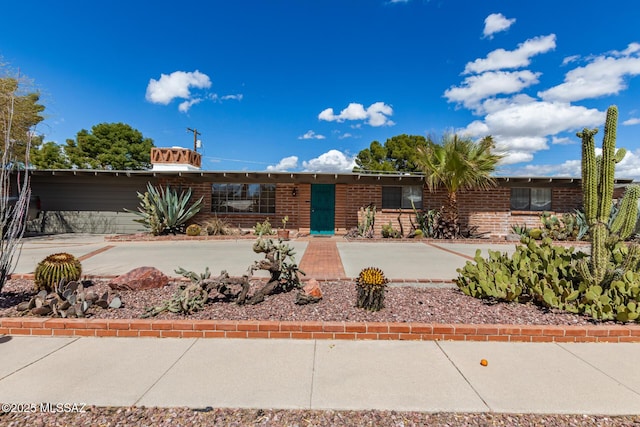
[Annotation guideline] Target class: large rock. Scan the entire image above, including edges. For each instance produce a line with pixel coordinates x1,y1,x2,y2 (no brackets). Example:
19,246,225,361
295,279,322,305
303,279,323,298
108,266,169,291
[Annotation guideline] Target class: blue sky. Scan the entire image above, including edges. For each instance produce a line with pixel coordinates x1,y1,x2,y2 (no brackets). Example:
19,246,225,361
2,0,640,178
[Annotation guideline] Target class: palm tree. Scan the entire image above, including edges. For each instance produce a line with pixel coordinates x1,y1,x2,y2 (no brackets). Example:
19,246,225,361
416,134,502,236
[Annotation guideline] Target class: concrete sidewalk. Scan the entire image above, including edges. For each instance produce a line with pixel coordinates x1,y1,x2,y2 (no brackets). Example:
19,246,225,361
12,234,522,281
1,336,639,414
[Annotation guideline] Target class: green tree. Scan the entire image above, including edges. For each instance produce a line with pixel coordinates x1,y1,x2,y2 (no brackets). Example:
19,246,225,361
354,134,430,173
65,122,154,170
30,138,71,169
416,134,502,231
0,65,40,290
0,77,45,164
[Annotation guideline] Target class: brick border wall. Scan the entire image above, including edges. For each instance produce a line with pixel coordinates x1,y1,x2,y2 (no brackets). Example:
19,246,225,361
2,318,638,342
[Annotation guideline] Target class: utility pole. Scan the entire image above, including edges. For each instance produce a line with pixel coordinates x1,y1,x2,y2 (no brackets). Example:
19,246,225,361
186,128,201,151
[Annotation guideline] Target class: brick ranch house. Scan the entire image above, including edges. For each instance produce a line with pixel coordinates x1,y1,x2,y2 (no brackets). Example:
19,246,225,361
25,147,633,238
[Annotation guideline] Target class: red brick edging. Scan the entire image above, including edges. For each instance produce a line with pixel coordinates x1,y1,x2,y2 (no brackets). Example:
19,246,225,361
1,318,639,342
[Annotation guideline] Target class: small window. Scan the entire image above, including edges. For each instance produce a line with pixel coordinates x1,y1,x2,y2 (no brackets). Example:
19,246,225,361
510,188,551,211
382,186,423,209
212,183,276,214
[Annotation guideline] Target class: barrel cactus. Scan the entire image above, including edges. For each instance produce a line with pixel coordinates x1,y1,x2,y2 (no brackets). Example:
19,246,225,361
355,267,389,311
186,224,202,236
34,253,82,293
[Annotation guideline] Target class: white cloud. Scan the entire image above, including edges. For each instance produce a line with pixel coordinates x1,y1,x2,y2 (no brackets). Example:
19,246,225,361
463,101,604,166
539,44,640,102
562,55,580,66
463,34,556,74
178,98,202,113
302,149,356,172
483,13,515,39
318,102,394,127
615,149,640,179
612,42,640,57
210,93,244,103
499,149,640,180
623,118,640,126
551,136,573,145
499,152,535,166
499,159,582,177
145,70,212,106
266,156,299,172
221,94,243,101
298,130,326,140
465,101,604,139
339,132,354,139
444,70,541,112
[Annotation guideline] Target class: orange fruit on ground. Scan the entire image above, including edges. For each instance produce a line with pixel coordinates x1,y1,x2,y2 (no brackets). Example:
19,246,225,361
480,359,488,366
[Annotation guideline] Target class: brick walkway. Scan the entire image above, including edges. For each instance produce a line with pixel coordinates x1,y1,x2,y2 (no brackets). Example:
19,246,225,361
298,238,347,280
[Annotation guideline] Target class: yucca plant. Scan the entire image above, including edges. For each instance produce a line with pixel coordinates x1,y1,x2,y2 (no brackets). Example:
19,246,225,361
355,267,389,311
34,253,82,293
126,183,203,235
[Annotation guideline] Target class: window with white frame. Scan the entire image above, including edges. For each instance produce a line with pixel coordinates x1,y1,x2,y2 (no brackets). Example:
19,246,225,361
382,185,423,209
510,188,552,211
211,183,276,213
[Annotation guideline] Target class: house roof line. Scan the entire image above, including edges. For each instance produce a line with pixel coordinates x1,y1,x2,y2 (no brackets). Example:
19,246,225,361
24,169,635,186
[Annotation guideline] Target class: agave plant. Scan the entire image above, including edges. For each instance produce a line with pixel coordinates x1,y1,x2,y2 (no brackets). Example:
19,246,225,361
126,183,203,235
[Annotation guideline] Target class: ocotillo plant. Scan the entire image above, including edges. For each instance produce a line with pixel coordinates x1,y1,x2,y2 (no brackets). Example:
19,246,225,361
577,105,640,287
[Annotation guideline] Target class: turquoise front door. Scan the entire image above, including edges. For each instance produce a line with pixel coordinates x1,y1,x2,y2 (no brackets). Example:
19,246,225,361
310,184,335,235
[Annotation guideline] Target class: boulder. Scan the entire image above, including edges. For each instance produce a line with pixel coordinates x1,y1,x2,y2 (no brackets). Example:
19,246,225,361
108,267,169,291
303,279,323,298
295,279,322,305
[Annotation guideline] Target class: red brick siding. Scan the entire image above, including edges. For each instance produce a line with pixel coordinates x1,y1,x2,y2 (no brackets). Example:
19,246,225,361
335,184,348,232
156,177,592,236
298,184,311,232
276,183,298,229
345,184,381,233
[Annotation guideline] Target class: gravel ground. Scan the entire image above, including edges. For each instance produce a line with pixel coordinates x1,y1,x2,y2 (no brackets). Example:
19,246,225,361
1,279,631,427
1,407,639,427
0,278,609,325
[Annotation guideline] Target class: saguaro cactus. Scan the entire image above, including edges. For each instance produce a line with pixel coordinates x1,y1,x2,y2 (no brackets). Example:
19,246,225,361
577,105,640,286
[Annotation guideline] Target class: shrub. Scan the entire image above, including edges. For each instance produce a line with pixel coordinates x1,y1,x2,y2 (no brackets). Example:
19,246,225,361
203,216,235,236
